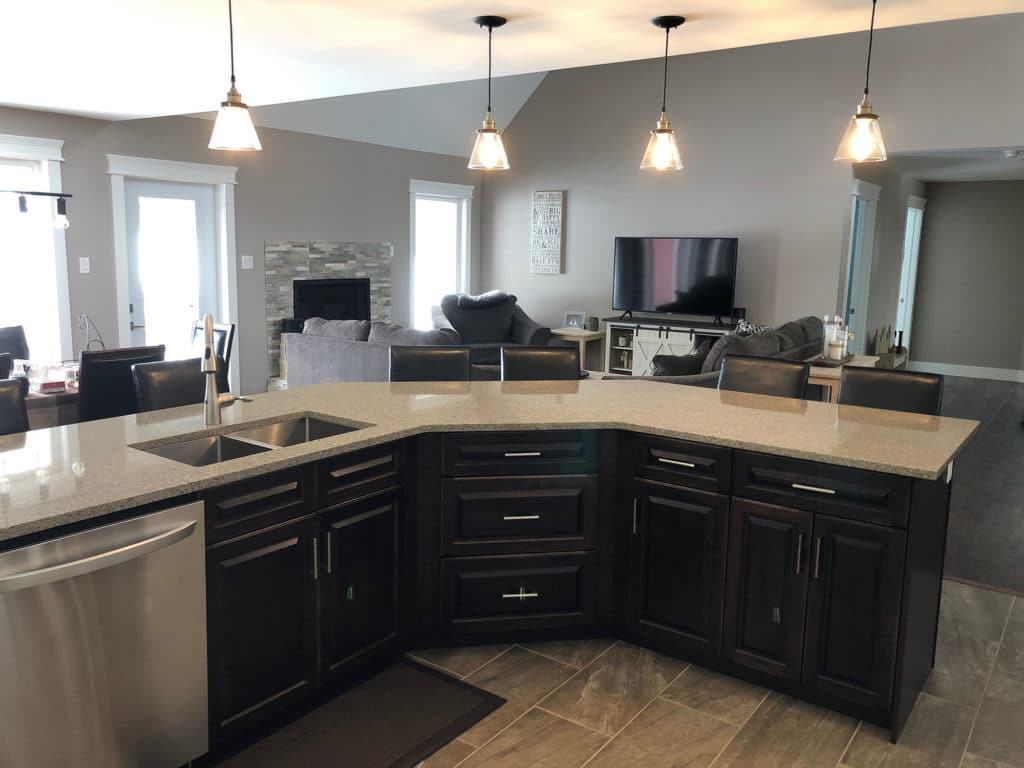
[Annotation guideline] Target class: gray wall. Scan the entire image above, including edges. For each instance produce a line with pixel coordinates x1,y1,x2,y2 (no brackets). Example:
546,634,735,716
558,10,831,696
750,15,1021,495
912,181,1024,371
0,107,479,393
479,14,1024,332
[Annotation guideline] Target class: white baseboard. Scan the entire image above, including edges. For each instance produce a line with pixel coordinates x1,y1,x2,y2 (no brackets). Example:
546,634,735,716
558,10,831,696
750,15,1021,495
906,360,1024,383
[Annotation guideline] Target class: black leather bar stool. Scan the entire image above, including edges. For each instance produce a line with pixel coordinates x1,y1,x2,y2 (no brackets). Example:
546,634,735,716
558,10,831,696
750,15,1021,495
0,378,29,436
837,367,944,415
190,321,235,369
78,345,166,421
132,357,229,412
389,346,471,382
500,347,580,381
717,354,810,399
0,325,29,361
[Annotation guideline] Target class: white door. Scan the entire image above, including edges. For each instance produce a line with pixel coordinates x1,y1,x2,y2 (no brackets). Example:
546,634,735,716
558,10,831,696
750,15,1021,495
125,180,217,359
895,198,926,348
842,180,880,354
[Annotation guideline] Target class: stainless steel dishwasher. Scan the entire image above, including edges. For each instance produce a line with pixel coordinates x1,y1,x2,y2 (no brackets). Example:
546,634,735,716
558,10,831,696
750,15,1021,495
0,501,208,768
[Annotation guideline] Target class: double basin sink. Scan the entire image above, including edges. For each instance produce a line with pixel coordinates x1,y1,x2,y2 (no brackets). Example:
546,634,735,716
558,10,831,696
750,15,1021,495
140,416,361,467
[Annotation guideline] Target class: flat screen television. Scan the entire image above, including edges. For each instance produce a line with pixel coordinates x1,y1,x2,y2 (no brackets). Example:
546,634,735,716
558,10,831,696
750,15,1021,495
612,237,738,318
292,278,371,322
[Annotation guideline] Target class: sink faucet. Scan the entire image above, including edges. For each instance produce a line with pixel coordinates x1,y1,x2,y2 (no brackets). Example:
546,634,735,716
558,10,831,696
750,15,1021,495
202,314,222,427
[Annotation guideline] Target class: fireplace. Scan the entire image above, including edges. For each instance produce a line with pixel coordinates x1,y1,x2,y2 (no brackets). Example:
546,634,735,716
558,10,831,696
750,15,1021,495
292,278,372,322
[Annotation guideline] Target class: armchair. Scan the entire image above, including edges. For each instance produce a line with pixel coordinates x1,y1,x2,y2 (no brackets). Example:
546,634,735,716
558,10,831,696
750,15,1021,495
440,291,551,365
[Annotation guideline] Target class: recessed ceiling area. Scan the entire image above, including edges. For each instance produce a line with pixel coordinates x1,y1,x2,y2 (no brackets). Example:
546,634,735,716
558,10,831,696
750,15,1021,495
1,1,1020,121
889,149,1024,182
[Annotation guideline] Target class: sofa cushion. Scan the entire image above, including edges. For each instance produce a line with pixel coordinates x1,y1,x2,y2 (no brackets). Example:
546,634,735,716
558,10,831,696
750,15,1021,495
776,321,806,350
442,294,518,344
367,322,461,346
457,290,512,309
702,332,782,374
303,317,371,342
797,315,823,343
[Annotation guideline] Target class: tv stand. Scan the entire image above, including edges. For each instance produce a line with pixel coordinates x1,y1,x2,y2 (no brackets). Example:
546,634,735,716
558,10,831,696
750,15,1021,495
604,317,736,376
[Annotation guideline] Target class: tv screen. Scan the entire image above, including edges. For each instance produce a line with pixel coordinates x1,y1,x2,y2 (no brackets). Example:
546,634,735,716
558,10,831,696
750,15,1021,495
612,237,738,317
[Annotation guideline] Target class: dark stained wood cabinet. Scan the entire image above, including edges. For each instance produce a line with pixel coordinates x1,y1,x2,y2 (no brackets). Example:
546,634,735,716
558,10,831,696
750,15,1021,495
629,479,728,656
321,489,402,682
802,514,905,714
206,515,319,740
723,499,812,681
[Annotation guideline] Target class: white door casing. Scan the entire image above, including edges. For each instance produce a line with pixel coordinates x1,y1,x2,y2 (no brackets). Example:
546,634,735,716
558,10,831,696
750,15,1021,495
842,179,881,355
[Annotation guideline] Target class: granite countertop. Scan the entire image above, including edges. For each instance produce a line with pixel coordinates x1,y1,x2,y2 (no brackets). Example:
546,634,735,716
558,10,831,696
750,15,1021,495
0,380,979,544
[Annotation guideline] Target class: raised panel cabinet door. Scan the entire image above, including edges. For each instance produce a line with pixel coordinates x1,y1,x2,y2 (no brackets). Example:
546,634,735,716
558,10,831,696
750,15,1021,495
723,499,812,681
207,516,319,742
321,490,401,681
629,480,729,655
802,514,906,713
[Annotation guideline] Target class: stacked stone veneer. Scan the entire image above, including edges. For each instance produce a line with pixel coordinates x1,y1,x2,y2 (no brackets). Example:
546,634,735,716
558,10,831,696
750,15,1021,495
265,240,393,377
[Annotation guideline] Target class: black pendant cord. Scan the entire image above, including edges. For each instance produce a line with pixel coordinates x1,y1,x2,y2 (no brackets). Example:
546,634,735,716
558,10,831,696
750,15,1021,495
487,24,493,113
228,0,237,87
863,0,877,96
661,27,670,113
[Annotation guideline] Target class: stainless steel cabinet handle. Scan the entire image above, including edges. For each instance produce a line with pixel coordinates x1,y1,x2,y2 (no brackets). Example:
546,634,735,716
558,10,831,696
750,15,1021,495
792,482,836,496
632,498,638,535
503,515,540,521
312,537,319,581
504,451,542,458
501,589,539,600
658,457,696,469
0,520,197,593
813,537,823,580
326,531,333,575
795,532,804,576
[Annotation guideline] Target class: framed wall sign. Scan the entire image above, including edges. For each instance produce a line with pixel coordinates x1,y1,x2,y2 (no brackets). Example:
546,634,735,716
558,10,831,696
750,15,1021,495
530,190,565,274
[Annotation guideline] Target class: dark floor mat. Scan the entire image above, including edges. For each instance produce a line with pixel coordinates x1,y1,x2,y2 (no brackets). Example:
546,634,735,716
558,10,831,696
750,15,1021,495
210,659,504,768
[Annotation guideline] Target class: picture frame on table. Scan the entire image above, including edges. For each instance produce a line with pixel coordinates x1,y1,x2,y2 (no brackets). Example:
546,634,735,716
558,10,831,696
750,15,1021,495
563,311,586,330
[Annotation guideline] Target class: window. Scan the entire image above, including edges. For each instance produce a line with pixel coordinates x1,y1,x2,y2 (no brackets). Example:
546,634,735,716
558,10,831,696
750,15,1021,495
0,135,71,362
410,180,474,330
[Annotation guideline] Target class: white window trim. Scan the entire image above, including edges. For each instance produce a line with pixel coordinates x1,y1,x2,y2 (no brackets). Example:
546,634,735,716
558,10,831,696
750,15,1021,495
907,194,928,211
107,154,240,392
840,179,881,352
0,134,73,361
409,179,475,329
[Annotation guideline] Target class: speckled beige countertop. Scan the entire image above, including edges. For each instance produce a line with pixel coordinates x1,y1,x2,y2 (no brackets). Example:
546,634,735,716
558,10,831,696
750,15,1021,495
0,380,978,544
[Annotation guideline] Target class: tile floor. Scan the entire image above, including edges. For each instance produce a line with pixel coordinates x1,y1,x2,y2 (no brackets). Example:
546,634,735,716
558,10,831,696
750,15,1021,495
410,580,1022,768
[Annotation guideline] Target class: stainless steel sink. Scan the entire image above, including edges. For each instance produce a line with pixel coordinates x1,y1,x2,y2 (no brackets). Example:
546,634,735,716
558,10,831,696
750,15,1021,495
142,435,273,467
229,417,358,448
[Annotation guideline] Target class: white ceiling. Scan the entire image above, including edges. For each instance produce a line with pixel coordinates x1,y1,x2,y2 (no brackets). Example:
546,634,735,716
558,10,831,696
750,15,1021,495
2,1,1020,122
893,150,1024,183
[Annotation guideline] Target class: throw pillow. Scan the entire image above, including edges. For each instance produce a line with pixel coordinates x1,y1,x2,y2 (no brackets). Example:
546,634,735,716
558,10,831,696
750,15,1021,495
736,319,771,337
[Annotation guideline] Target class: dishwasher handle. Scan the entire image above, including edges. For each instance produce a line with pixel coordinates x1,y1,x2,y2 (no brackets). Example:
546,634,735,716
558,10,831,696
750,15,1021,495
0,519,197,593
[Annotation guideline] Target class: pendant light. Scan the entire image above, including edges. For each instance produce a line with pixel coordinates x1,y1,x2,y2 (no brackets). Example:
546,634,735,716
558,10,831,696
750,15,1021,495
468,15,510,170
209,0,262,152
640,16,685,171
834,0,886,163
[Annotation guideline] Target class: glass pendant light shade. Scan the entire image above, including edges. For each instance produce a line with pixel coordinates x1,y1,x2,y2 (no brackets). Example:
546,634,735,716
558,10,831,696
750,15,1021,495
468,113,509,170
834,97,886,162
640,113,683,170
209,86,262,151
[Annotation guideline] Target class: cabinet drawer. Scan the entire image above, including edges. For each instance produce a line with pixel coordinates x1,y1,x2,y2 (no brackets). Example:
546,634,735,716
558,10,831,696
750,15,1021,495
732,451,911,527
634,435,731,493
318,442,404,507
205,466,314,543
442,431,597,477
442,552,597,634
443,475,597,555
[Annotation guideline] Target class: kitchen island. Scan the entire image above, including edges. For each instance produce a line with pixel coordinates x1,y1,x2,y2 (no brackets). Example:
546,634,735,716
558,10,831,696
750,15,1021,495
0,380,979,760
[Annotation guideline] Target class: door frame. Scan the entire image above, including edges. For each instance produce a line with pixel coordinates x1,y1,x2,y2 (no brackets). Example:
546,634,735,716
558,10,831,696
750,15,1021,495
840,179,881,354
108,155,239,392
895,195,927,349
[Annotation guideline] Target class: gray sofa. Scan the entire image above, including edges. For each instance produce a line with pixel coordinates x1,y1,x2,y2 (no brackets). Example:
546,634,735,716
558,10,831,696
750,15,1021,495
441,292,550,365
283,318,460,387
606,316,824,388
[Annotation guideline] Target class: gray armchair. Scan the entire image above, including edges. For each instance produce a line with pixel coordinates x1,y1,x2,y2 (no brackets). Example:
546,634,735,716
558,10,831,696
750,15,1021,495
440,291,550,365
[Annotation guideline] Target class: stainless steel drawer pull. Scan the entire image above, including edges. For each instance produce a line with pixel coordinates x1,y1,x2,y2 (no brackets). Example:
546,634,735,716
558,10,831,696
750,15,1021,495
312,537,319,581
326,531,333,575
795,532,804,576
813,537,823,580
632,498,638,535
503,515,541,521
792,482,836,496
504,451,542,458
501,588,539,600
657,457,696,469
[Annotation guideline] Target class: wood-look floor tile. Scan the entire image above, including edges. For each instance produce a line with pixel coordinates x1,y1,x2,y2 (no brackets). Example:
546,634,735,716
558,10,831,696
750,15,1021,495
460,647,576,747
584,697,737,768
841,693,974,768
923,581,1013,707
660,664,768,726
518,638,616,669
417,738,476,768
408,645,512,679
712,693,858,768
539,641,688,736
967,673,1024,766
458,708,607,768
959,752,1014,768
